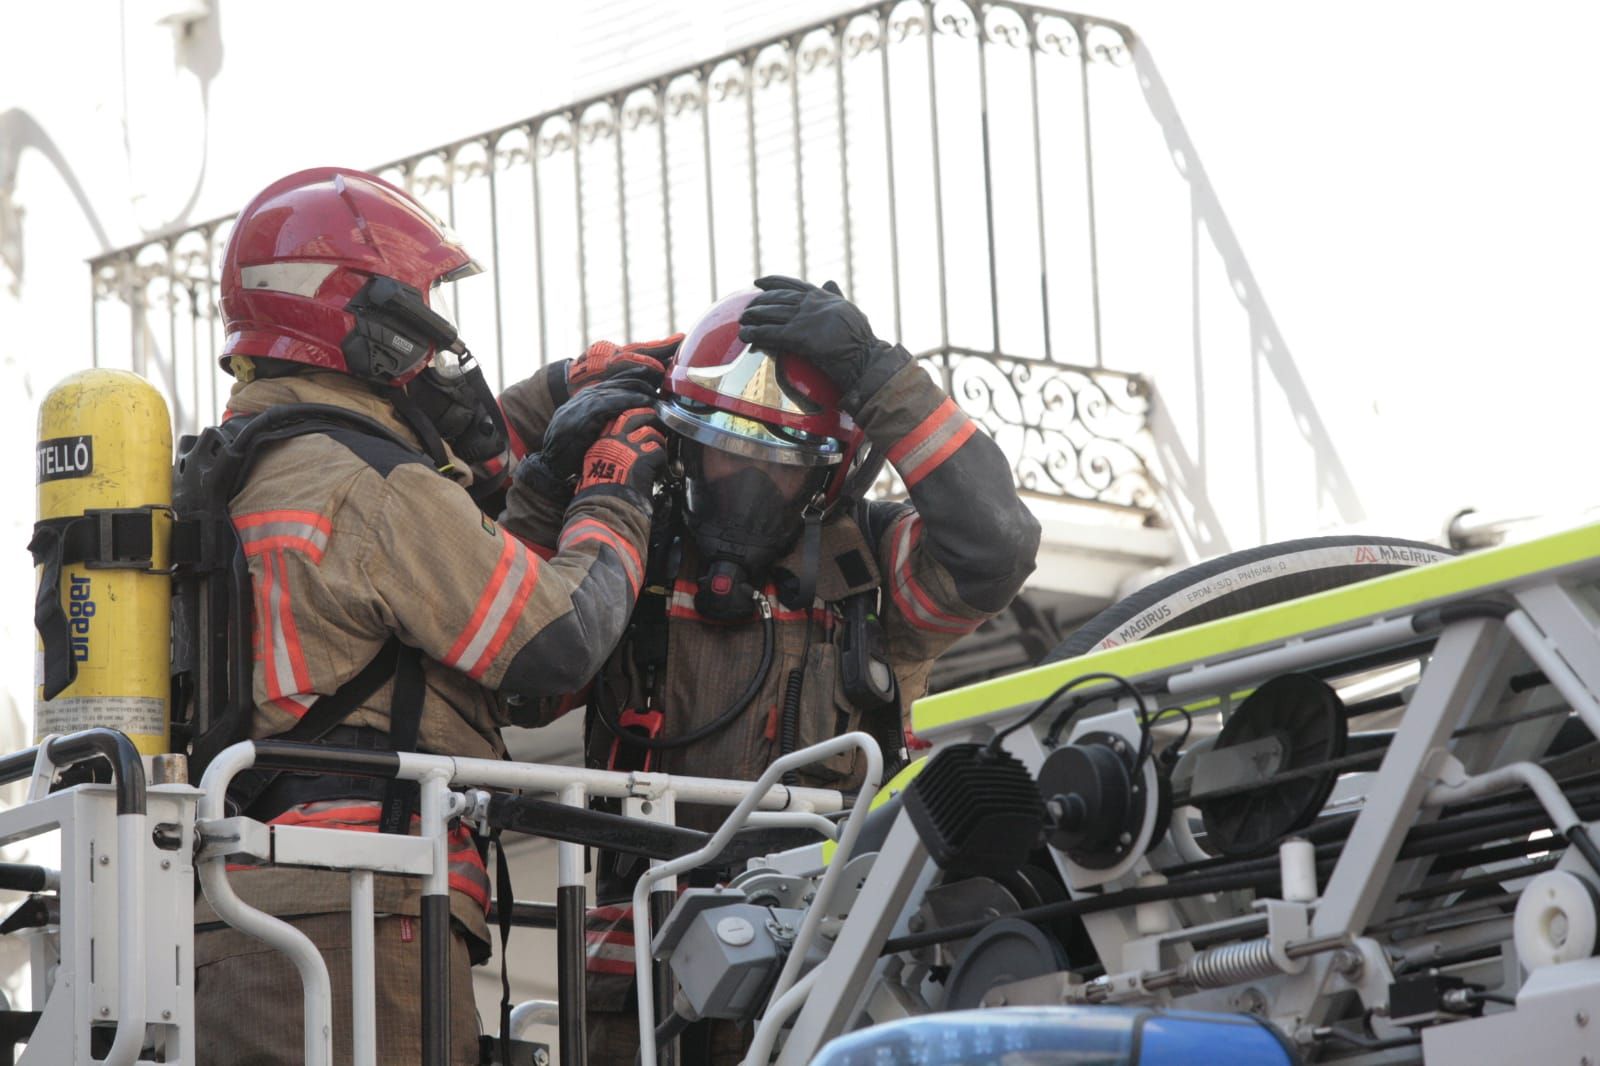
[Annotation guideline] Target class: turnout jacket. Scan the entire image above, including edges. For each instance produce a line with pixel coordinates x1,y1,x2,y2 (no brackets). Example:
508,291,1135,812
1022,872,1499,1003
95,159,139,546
196,371,651,945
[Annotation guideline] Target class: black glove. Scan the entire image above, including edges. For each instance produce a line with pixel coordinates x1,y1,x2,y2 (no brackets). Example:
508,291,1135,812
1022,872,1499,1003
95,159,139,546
736,276,910,412
522,379,656,487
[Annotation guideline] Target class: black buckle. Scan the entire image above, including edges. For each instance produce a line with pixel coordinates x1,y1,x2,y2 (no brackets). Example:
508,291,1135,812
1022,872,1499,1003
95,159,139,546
82,506,168,571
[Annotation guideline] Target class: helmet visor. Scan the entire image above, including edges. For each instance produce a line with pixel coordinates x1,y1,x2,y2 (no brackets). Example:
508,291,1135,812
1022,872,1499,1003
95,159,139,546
658,397,843,468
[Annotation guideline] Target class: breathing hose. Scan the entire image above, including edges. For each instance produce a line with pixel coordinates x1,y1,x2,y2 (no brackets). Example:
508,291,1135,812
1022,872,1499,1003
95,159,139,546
594,597,775,751
779,614,816,786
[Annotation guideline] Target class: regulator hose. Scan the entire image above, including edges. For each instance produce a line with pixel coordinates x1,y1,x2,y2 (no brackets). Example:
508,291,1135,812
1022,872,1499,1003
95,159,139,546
595,600,775,751
779,615,815,786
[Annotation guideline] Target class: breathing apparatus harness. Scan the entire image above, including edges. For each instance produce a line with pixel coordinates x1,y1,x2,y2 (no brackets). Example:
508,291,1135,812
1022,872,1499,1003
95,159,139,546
590,441,899,777
173,269,514,826
172,403,456,831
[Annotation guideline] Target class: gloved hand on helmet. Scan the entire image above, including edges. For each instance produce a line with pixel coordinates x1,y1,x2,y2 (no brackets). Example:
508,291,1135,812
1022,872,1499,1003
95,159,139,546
736,276,911,413
566,335,684,395
575,407,668,505
515,379,655,497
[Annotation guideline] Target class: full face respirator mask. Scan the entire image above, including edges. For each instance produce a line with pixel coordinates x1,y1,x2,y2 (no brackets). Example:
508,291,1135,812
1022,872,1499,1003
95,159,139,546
406,346,509,466
342,274,510,472
676,437,830,621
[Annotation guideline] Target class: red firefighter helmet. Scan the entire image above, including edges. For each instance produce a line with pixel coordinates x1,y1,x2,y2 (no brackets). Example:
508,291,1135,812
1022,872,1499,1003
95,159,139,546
661,289,867,505
218,167,480,383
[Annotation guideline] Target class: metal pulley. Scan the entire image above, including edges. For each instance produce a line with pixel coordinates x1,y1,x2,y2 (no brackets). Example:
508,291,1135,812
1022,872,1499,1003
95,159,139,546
1195,673,1348,857
1038,731,1154,870
940,918,1069,1010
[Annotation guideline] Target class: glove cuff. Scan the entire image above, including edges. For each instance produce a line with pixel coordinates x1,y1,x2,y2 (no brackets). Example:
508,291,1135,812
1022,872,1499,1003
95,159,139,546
550,358,573,407
840,342,913,415
513,453,575,501
572,481,651,514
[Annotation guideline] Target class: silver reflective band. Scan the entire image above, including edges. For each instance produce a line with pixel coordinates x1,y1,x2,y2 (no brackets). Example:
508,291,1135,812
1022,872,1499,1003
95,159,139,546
240,262,338,297
657,399,842,467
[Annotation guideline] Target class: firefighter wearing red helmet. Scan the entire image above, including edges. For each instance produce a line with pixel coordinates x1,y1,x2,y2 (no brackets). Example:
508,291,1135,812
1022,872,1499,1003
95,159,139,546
499,276,1041,1063
190,167,666,1063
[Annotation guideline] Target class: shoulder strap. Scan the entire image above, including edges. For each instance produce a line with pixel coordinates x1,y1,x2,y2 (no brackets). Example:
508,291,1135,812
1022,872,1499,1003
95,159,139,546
376,644,426,834
185,403,434,787
224,636,404,814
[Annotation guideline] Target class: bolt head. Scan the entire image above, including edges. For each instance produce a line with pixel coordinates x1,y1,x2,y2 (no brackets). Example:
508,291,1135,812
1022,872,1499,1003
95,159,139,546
1580,1010,1591,1027
1118,832,1132,845
1331,949,1365,979
160,859,171,870
534,1050,551,1066
99,1006,110,1017
162,1009,172,1020
98,855,110,866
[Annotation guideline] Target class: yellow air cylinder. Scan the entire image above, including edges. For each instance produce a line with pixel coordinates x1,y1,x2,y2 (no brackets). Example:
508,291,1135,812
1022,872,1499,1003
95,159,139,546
33,369,173,754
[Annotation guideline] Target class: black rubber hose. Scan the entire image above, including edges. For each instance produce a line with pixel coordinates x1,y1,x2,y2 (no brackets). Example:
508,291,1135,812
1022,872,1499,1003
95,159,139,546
637,1011,693,1066
778,668,805,786
779,613,814,786
1566,824,1600,878
882,864,1285,954
594,608,775,751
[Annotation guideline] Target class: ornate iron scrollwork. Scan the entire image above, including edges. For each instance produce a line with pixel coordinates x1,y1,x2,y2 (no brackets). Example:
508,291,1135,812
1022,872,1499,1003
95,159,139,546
870,352,1155,509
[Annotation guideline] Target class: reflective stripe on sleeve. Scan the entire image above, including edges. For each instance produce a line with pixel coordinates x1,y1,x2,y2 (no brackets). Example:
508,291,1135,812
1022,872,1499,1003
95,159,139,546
885,397,978,489
259,549,316,717
235,509,332,562
444,533,543,680
885,513,981,635
559,517,643,596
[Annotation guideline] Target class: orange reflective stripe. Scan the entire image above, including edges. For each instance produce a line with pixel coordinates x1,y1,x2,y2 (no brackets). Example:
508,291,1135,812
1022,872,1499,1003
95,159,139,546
666,580,827,625
235,509,332,562
886,398,976,488
886,515,977,634
561,518,643,595
260,550,316,717
445,534,542,679
903,418,975,488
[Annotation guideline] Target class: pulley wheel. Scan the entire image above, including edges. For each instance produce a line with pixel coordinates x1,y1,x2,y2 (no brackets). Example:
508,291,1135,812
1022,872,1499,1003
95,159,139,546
1038,732,1147,870
1198,673,1347,857
940,918,1069,1010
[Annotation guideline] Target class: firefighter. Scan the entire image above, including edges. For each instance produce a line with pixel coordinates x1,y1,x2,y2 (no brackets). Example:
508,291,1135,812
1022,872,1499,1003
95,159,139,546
499,277,1042,1063
189,168,665,1064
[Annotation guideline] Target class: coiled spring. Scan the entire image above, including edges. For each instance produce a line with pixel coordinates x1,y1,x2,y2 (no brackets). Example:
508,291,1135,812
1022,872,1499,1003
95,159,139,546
1185,937,1280,988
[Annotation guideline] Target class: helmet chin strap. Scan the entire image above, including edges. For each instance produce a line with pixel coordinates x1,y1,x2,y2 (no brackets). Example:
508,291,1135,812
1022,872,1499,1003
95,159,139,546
387,386,456,475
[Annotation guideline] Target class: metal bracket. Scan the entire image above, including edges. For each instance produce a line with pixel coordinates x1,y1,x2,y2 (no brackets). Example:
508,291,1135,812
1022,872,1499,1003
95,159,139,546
195,816,272,864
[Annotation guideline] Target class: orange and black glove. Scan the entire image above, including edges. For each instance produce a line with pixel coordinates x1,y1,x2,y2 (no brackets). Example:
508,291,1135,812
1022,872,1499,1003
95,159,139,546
565,334,684,395
574,407,668,507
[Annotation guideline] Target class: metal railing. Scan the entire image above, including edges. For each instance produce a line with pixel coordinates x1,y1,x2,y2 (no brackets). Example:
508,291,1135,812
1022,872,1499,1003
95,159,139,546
85,0,1276,514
